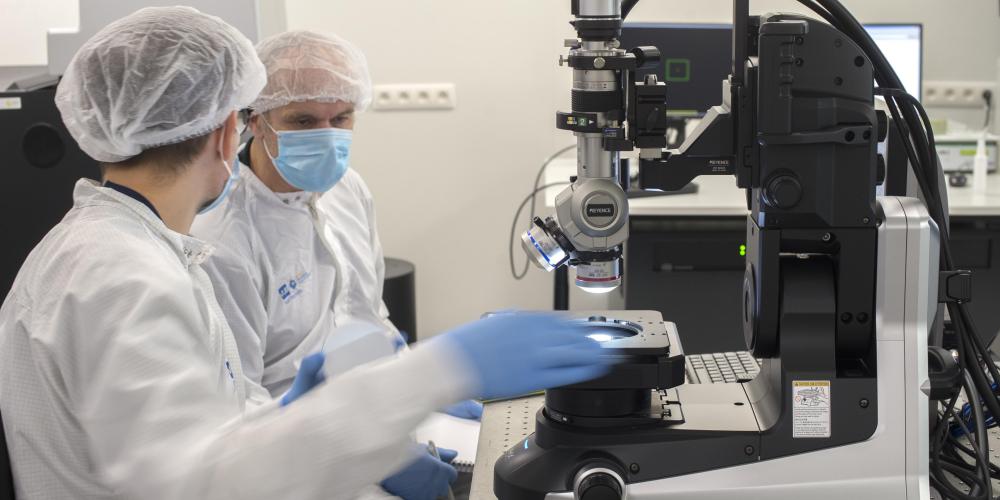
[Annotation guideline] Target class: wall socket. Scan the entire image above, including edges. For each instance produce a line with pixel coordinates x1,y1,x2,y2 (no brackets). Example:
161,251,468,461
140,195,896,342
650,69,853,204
372,83,457,111
923,81,995,108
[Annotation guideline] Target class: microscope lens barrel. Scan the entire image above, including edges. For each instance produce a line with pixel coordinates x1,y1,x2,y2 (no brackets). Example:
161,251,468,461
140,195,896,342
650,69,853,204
574,0,622,18
575,258,622,293
578,135,618,179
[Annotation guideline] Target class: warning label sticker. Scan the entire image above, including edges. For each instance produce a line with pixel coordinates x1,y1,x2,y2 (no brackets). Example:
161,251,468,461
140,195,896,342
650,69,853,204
793,380,831,438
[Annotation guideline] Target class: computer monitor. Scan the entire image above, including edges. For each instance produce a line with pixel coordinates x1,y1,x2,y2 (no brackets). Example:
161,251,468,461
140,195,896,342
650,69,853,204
619,23,732,118
865,24,923,99
619,22,923,115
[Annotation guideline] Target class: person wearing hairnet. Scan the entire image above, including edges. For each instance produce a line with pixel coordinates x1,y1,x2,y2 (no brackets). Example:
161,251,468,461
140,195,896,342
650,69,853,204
0,7,613,500
192,31,411,398
192,30,482,412
191,30,482,498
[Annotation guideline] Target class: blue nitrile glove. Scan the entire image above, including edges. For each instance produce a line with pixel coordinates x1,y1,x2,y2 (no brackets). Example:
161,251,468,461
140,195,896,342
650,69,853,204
437,447,458,463
393,331,408,352
280,352,326,406
436,312,614,400
381,445,458,500
443,399,483,420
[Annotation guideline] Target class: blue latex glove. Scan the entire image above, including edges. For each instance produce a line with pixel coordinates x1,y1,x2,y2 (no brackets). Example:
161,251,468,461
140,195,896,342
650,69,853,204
443,399,483,420
381,445,458,500
280,352,326,406
436,312,614,400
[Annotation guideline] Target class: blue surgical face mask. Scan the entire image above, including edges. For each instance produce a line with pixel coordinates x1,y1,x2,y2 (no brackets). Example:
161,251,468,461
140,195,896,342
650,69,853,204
199,156,240,215
261,118,352,193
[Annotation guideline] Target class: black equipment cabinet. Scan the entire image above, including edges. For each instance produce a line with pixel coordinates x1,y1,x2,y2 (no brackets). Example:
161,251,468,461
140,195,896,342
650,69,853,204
624,216,748,354
950,217,1000,346
0,87,100,302
624,214,1000,354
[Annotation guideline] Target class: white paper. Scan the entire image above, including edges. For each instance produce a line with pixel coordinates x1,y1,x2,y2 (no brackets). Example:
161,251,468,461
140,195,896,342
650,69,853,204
416,412,481,469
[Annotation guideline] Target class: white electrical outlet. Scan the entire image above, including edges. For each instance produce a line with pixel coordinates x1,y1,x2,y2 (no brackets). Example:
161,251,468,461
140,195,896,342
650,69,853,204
372,83,457,111
923,81,995,108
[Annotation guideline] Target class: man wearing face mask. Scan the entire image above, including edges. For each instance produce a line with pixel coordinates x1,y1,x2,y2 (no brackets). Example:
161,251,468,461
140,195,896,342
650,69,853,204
193,31,483,416
193,32,484,497
0,9,615,500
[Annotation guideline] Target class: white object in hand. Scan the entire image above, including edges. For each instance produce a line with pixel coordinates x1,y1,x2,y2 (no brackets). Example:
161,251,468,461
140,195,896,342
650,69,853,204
321,319,401,379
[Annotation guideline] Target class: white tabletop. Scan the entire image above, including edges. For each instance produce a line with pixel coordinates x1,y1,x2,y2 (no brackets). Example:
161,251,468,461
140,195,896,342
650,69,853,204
946,177,1000,216
542,158,1000,217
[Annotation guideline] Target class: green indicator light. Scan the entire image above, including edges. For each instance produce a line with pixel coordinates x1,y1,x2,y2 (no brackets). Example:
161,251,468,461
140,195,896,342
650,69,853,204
739,244,747,257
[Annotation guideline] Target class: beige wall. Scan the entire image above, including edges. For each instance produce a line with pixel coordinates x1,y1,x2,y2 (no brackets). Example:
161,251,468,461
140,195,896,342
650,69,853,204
4,1,996,337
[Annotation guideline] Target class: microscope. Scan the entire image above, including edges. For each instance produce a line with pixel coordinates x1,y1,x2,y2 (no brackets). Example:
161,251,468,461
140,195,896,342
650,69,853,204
502,1,939,498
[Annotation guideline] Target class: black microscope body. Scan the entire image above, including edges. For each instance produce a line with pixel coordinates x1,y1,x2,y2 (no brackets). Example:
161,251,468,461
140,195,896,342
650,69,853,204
495,1,887,498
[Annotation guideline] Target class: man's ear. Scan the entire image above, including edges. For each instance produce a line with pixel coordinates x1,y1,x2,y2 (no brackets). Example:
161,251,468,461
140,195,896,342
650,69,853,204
247,112,262,137
219,111,240,160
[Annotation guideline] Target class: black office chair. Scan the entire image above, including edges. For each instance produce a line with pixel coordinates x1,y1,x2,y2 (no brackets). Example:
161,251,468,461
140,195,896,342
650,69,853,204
0,411,15,499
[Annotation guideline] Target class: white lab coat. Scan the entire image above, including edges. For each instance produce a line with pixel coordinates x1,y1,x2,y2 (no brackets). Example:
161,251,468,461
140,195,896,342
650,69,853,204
0,180,474,499
192,158,397,396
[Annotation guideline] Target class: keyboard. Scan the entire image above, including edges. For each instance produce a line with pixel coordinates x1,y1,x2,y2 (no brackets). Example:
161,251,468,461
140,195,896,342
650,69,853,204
685,351,762,384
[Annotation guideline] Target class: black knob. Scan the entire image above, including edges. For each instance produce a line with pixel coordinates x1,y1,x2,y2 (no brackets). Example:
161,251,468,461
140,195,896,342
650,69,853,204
631,46,662,69
927,346,961,400
763,175,802,210
577,472,624,500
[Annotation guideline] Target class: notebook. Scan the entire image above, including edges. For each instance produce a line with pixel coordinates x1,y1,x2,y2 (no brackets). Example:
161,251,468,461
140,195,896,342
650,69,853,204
416,412,481,473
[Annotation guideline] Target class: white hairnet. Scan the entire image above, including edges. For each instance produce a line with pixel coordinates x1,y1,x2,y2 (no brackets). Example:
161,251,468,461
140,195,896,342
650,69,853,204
251,30,372,115
55,6,266,163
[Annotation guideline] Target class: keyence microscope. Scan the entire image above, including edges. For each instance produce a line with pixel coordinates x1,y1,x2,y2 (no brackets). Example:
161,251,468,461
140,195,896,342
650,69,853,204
506,0,957,498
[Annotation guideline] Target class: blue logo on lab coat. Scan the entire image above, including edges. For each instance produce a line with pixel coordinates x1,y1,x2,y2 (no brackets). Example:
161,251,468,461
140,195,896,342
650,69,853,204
224,359,237,394
278,271,311,303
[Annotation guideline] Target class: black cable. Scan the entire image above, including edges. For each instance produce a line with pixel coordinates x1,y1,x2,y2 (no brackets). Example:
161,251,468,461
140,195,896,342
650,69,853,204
961,371,992,498
801,2,1000,496
959,304,1000,415
509,145,574,280
808,0,940,198
943,308,996,500
795,0,841,28
529,145,576,231
936,395,962,449
951,439,1000,479
984,90,994,130
622,0,640,20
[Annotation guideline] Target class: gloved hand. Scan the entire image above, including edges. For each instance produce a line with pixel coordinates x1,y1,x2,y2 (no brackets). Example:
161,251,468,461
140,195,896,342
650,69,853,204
443,399,483,420
380,444,458,500
280,352,326,406
436,312,613,400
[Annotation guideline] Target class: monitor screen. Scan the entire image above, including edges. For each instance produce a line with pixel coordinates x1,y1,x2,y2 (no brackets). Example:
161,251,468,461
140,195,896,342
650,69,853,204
865,24,923,99
619,22,923,115
619,23,732,117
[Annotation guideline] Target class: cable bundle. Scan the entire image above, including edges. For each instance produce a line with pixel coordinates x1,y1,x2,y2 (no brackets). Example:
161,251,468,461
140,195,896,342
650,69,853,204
793,1,999,497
